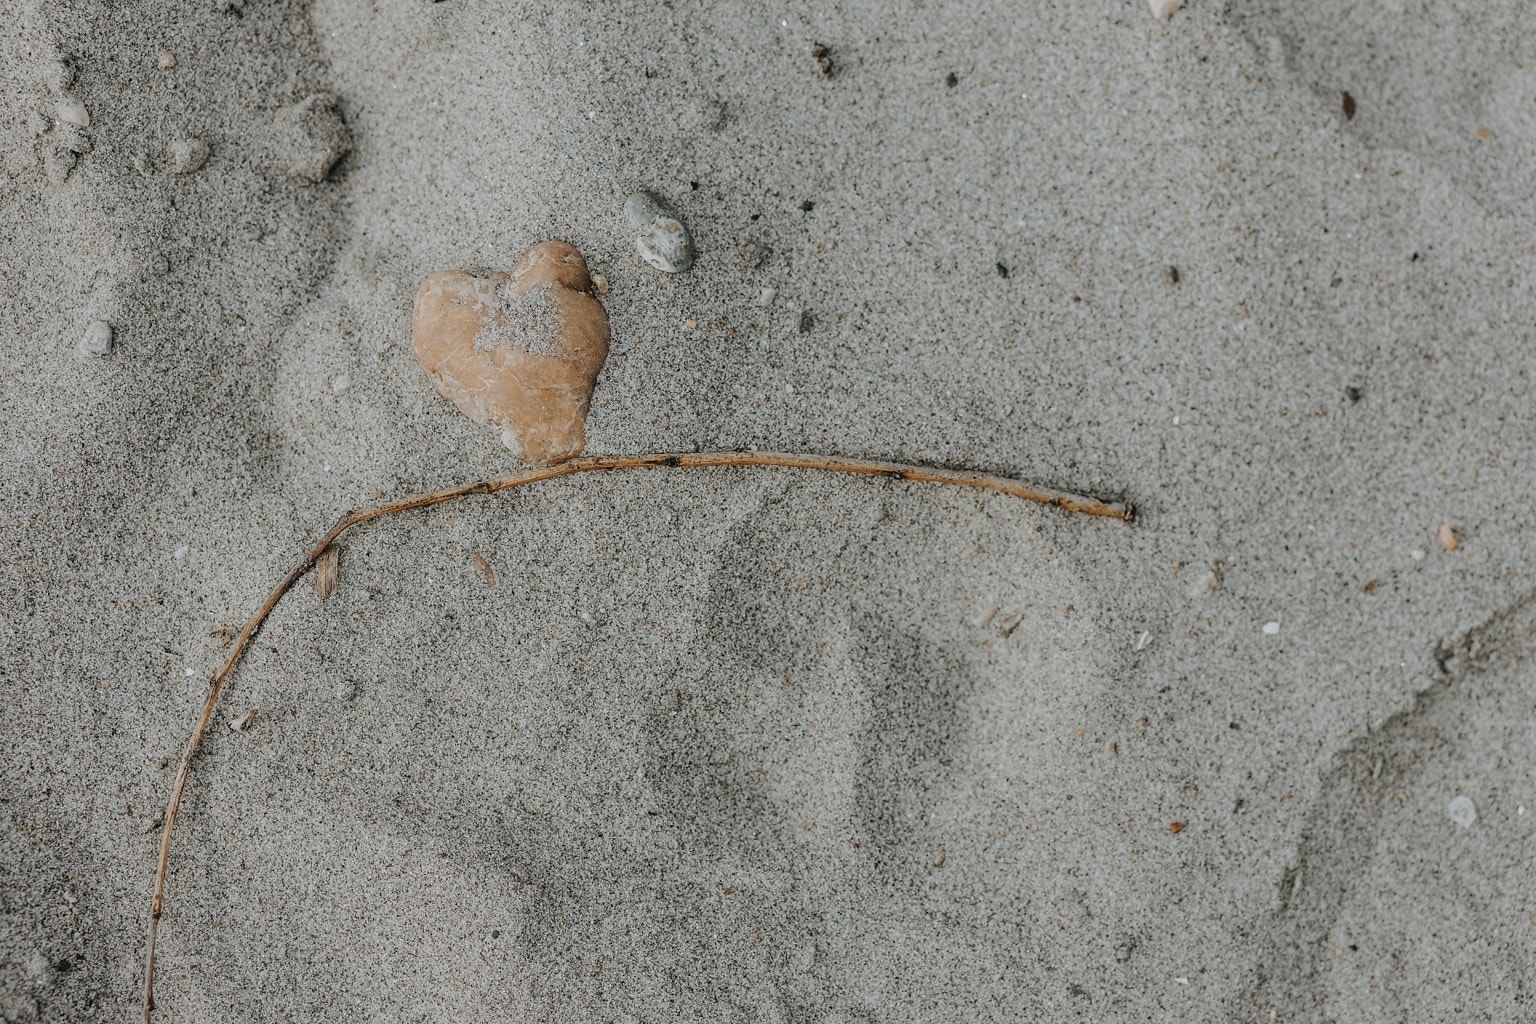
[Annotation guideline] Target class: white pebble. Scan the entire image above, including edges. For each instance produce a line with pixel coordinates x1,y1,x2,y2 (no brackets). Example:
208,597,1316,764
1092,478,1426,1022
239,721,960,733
78,319,113,357
624,191,694,273
158,50,176,69
168,137,209,174
1410,548,1426,561
331,373,350,394
1262,620,1280,636
173,544,189,561
1148,0,1181,20
1447,795,1477,828
757,287,777,307
56,96,89,129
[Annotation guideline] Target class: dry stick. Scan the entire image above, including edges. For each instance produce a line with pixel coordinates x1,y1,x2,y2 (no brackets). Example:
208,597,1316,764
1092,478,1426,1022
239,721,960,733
142,449,1130,1020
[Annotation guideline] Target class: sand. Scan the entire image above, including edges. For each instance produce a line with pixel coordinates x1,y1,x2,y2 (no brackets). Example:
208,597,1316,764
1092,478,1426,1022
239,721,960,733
3,1,1534,1021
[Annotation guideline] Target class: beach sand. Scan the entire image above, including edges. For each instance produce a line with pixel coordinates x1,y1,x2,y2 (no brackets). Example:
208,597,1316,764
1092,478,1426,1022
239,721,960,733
3,1,1534,1020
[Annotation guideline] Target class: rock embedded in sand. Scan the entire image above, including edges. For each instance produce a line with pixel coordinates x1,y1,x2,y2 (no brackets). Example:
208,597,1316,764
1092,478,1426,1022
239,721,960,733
413,241,611,466
274,93,350,184
168,137,209,174
624,191,694,273
78,320,113,357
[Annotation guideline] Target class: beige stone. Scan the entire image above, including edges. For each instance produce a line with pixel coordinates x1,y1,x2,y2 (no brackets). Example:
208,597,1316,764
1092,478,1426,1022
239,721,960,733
412,241,610,466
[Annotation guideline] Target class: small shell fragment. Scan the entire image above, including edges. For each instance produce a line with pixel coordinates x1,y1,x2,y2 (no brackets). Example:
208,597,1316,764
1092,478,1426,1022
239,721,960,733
624,191,694,273
313,545,340,598
1437,523,1458,551
471,551,497,587
1148,0,1181,19
228,708,257,732
1447,795,1477,828
56,96,89,128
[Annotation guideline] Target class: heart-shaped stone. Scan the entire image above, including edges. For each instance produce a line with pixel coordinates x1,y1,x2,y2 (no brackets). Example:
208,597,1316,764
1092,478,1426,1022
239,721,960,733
412,241,610,466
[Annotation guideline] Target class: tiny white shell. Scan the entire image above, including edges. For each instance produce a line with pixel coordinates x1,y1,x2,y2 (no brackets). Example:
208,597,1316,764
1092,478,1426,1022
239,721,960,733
1148,0,1181,20
624,191,694,273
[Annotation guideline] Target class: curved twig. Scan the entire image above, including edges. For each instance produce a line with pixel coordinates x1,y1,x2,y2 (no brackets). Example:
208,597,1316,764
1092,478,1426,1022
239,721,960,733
142,449,1130,1020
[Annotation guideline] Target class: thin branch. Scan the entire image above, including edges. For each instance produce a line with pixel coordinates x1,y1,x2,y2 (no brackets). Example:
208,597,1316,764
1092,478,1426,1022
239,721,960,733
142,450,1130,1019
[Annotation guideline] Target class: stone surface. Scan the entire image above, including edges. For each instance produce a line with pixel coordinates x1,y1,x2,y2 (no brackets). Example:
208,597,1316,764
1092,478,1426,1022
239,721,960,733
78,319,113,357
412,241,610,466
168,137,209,174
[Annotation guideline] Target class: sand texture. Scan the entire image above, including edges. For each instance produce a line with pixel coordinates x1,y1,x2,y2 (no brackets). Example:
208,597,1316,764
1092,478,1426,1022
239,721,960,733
3,1,1535,1021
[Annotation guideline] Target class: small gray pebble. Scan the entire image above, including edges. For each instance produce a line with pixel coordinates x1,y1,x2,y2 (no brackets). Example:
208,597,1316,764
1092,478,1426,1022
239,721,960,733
741,240,771,269
168,137,210,174
79,319,113,357
624,190,694,273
